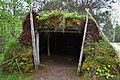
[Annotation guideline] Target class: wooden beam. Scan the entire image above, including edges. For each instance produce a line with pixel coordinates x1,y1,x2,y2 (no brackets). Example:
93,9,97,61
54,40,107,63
39,26,80,31
30,12,38,70
39,30,83,33
62,17,66,33
77,11,89,76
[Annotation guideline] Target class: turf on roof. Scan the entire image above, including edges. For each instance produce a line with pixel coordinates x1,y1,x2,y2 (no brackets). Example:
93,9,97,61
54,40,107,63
20,11,101,45
36,11,86,27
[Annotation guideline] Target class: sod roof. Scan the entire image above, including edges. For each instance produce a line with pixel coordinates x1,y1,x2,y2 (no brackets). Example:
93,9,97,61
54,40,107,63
20,11,100,45
36,10,87,28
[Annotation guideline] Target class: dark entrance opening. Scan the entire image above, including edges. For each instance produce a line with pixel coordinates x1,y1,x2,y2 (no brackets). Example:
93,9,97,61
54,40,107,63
39,32,84,66
50,33,83,55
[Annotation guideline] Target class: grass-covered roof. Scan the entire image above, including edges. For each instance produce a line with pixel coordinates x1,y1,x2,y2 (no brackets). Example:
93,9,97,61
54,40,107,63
36,10,87,27
20,10,101,45
37,10,86,21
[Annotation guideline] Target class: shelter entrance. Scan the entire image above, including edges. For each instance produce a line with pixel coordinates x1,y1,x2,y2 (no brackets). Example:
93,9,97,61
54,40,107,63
39,32,84,66
50,32,83,55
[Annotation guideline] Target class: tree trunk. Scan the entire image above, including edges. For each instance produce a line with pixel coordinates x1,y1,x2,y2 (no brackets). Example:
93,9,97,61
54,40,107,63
75,0,78,12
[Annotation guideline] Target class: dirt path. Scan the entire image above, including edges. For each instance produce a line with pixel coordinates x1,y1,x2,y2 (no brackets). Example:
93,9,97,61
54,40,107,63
32,54,80,80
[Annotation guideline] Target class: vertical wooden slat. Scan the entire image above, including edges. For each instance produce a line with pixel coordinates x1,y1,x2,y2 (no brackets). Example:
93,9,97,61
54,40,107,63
77,11,89,76
54,33,57,52
62,17,66,33
47,33,50,56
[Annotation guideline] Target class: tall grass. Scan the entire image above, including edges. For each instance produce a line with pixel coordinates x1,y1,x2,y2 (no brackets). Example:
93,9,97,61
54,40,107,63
0,52,32,80
0,54,4,63
0,72,32,80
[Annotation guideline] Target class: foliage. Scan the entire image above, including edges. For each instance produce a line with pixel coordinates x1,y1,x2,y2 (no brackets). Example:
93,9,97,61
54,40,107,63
102,11,114,42
82,39,119,79
4,38,18,54
0,71,32,80
96,65,114,79
3,41,34,73
0,2,21,54
0,0,35,75
115,25,120,42
0,54,4,63
0,54,32,80
0,0,31,54
109,75,120,80
37,10,86,27
38,10,86,21
42,0,63,11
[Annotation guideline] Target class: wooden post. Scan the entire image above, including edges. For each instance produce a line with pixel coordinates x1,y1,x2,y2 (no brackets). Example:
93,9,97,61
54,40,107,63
36,32,40,65
77,12,89,76
47,33,50,56
62,17,66,33
54,33,57,52
30,12,38,70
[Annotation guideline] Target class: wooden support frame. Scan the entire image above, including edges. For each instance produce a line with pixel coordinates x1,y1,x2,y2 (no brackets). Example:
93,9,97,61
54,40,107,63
30,12,40,70
77,11,89,76
36,32,40,65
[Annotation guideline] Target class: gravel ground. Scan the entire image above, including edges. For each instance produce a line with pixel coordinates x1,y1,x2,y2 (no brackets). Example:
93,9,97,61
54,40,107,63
32,54,80,80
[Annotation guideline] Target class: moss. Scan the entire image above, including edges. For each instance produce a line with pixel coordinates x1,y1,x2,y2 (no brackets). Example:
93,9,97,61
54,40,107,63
109,75,120,80
82,59,96,71
38,10,86,21
82,39,119,79
37,10,86,27
0,54,4,63
3,41,34,73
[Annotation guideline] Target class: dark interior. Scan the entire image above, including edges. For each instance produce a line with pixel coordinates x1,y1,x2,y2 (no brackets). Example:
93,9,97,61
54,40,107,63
39,31,84,67
39,32,84,56
50,33,83,55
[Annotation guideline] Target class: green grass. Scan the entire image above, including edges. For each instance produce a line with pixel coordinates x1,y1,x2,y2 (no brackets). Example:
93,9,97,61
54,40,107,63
0,72,32,80
0,54,4,63
37,10,86,21
109,75,120,80
0,54,32,80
